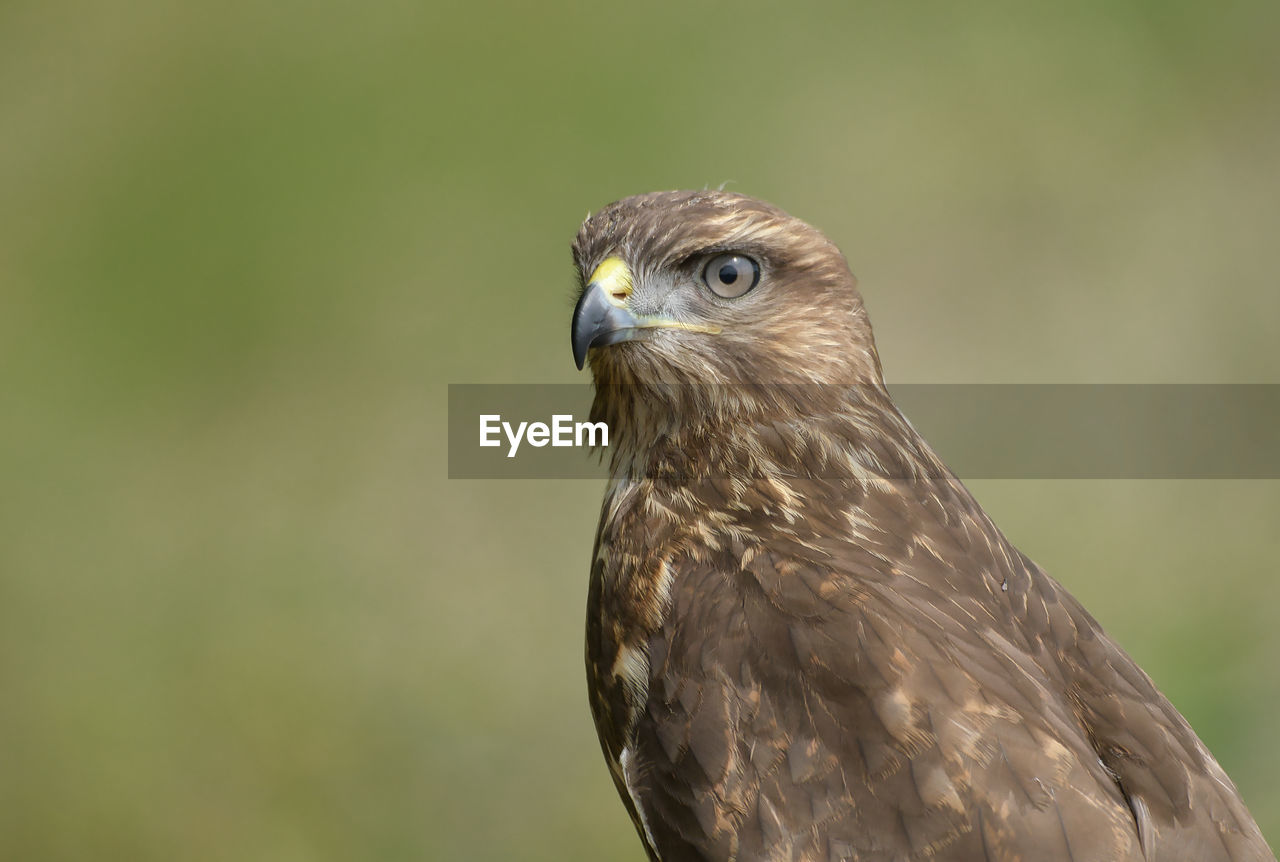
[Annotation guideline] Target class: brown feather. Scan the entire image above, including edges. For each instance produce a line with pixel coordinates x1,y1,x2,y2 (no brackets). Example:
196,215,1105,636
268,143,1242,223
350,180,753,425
576,191,1273,861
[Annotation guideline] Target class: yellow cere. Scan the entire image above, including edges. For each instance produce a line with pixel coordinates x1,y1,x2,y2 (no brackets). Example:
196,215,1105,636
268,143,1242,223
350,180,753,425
588,255,721,335
588,256,634,306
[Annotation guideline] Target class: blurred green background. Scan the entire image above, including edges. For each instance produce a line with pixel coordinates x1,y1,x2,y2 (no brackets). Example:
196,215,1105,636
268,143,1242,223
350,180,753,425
2,1,1277,858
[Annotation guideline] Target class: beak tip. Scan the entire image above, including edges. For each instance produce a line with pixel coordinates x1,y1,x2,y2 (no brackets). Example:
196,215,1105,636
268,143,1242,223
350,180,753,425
571,277,642,373
571,282,607,373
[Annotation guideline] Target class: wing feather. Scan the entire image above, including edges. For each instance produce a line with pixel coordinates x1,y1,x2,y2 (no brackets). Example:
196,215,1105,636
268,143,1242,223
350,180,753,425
606,469,1269,860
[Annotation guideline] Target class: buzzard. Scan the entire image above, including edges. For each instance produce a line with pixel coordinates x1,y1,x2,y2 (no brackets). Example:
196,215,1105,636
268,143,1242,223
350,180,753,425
569,190,1272,861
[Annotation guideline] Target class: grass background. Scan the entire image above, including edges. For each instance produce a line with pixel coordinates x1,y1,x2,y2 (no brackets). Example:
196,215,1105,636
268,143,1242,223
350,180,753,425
2,1,1277,858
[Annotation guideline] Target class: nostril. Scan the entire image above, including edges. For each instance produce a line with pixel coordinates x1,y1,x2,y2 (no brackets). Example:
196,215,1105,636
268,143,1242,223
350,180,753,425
611,291,628,302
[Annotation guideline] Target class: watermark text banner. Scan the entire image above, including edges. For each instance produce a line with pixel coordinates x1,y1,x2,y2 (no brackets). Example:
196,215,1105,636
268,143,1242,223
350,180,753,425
447,384,1280,479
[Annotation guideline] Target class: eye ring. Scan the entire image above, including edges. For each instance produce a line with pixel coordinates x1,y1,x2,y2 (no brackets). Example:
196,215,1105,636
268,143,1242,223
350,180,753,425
702,253,760,299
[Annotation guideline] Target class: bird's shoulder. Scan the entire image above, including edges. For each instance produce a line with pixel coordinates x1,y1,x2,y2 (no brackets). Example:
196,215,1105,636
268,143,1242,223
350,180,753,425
620,472,1270,860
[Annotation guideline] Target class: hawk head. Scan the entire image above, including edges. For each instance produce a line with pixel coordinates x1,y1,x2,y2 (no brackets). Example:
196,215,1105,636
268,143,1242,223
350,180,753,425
571,191,884,388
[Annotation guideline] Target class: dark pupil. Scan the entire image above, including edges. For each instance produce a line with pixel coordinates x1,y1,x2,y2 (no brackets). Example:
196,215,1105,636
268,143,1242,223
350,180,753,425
718,263,738,284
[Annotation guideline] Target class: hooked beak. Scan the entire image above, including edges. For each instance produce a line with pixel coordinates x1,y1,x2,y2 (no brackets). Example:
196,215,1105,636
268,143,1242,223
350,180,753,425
571,260,644,370
570,256,720,370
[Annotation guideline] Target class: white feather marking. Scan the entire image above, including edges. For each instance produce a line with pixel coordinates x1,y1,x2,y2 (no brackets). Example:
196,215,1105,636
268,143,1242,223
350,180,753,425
1126,792,1153,856
611,643,650,716
653,557,676,618
620,747,661,859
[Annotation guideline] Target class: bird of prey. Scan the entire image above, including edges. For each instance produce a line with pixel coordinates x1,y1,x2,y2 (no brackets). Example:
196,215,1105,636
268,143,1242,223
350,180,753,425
568,190,1273,862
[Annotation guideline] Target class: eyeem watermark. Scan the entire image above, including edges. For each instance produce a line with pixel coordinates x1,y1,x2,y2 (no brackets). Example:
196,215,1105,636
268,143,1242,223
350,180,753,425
479,413,608,458
448,383,1280,479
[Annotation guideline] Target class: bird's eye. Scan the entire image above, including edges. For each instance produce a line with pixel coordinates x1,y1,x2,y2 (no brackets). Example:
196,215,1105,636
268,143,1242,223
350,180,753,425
702,253,760,299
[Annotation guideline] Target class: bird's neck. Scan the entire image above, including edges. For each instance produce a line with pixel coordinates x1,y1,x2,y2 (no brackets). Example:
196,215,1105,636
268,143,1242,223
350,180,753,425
593,381,948,492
